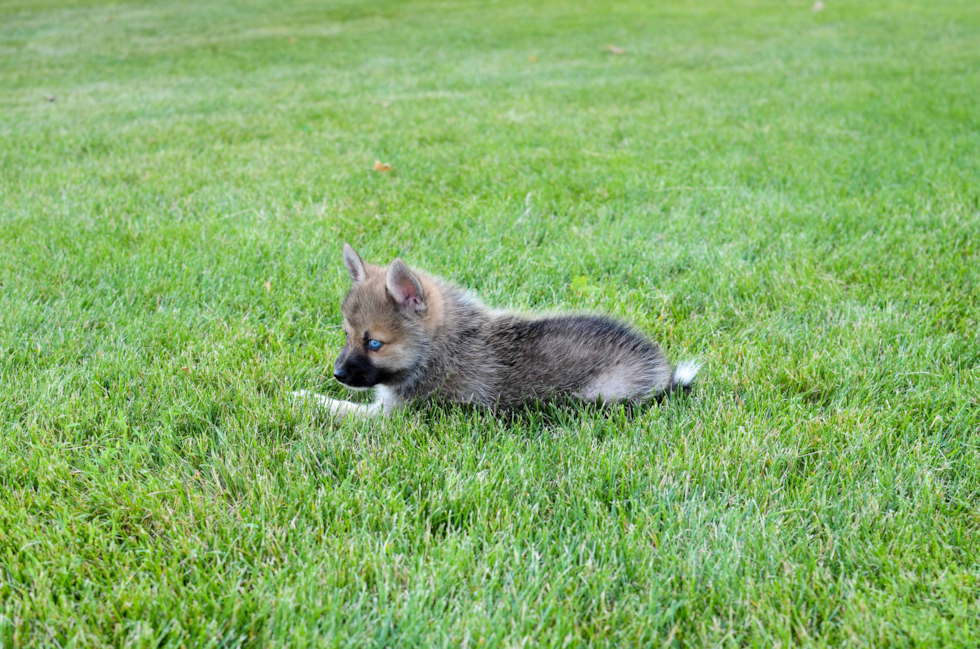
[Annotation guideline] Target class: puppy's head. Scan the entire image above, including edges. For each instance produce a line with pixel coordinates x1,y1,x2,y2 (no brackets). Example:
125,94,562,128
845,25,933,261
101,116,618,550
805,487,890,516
333,244,429,389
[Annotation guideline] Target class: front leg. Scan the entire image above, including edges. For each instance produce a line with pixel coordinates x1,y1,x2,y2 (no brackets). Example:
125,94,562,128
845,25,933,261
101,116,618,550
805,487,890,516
291,386,402,420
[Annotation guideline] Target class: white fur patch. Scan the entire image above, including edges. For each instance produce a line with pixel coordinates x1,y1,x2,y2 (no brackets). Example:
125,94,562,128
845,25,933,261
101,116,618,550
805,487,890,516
374,385,403,414
580,372,635,402
673,361,701,387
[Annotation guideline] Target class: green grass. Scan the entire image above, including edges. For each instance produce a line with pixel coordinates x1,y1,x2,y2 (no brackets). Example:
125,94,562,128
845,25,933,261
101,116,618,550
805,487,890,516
2,0,979,645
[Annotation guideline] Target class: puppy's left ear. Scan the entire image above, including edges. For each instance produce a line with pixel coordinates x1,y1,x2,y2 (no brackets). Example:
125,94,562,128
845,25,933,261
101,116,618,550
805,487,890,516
386,259,426,314
343,243,368,283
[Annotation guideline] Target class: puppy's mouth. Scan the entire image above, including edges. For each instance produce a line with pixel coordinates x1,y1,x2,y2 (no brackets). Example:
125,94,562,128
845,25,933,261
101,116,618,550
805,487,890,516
333,349,383,389
333,367,378,388
334,351,411,390
334,373,375,391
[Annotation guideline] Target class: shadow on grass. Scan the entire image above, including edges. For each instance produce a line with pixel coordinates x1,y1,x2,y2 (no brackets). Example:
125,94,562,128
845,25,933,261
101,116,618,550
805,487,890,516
405,388,699,441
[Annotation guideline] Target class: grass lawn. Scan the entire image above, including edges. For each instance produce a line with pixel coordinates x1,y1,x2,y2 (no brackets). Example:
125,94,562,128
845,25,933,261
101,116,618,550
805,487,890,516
2,0,979,645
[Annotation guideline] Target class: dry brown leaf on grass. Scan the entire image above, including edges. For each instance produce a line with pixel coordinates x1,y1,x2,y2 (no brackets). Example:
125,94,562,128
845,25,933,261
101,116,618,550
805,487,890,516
528,55,538,63
374,160,393,172
290,36,297,43
607,45,625,55
264,280,272,291
181,366,190,373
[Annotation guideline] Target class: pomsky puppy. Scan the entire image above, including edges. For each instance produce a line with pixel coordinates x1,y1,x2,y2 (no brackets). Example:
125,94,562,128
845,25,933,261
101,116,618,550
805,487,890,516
292,245,699,419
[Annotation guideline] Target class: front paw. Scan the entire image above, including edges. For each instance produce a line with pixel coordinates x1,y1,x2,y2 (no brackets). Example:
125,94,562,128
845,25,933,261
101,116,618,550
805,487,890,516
290,389,339,413
291,390,329,409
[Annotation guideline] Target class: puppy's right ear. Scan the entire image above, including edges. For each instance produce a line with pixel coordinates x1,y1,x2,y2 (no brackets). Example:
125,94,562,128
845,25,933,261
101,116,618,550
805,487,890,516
342,244,368,283
386,259,426,314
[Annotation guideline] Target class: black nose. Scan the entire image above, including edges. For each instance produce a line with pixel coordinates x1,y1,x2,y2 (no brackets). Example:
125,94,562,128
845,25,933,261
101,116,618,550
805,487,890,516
334,368,348,382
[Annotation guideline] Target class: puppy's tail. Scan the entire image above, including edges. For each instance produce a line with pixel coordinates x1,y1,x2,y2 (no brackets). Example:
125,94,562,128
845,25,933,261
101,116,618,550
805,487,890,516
670,360,701,392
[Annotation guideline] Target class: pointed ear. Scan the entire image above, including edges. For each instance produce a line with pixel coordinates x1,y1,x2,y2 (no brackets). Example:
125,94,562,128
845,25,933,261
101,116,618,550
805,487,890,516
386,259,426,313
342,243,368,283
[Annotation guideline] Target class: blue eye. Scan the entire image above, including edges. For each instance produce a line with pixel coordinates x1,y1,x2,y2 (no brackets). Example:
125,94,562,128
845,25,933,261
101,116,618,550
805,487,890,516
367,339,383,351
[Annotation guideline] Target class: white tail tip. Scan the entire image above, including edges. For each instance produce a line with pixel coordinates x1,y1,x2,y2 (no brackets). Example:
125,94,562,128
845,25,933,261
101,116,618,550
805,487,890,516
673,361,701,388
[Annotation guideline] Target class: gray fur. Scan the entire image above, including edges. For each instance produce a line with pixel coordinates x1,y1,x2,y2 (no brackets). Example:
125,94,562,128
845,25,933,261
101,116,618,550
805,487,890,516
292,247,698,418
